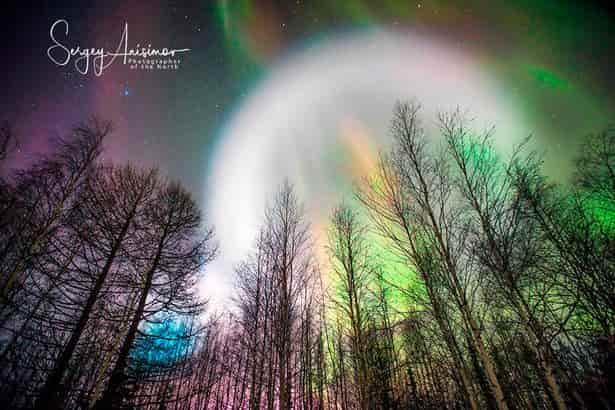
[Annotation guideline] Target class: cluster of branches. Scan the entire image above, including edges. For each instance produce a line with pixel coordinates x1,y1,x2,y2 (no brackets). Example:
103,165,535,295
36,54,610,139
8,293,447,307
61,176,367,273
197,103,614,410
1,102,613,410
0,119,217,410
347,103,615,410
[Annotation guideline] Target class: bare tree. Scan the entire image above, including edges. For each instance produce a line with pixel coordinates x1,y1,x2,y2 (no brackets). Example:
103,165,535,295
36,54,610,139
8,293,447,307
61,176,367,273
356,104,487,410
326,204,375,410
440,112,574,409
34,164,159,410
95,180,216,408
1,119,109,306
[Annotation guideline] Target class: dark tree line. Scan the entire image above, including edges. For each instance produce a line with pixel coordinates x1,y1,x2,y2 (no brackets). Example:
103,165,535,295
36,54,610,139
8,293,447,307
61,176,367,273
0,120,216,409
0,105,613,409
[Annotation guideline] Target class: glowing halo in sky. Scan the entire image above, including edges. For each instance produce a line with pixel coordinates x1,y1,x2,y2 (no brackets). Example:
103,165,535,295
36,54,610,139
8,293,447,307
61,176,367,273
202,29,533,306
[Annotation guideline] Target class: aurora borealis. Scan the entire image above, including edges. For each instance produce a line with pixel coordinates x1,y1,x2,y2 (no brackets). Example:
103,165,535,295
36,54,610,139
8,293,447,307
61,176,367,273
3,0,615,308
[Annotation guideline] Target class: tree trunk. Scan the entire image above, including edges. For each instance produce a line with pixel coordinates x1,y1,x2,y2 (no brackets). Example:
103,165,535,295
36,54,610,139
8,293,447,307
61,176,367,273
95,234,163,409
34,204,136,410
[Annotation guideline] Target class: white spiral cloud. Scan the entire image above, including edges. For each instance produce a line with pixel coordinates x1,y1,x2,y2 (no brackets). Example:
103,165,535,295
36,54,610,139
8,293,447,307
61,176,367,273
202,30,530,308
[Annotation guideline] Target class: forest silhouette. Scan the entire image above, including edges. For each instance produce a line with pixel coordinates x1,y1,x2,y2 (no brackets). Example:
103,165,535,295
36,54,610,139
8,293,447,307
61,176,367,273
0,103,614,409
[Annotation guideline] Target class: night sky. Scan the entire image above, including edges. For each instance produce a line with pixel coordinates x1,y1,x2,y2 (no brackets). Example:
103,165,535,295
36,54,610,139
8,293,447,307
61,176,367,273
3,0,615,305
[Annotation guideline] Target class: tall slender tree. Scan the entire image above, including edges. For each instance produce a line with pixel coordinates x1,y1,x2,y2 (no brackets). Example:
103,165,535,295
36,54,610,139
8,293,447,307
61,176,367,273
35,165,159,410
96,181,216,408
